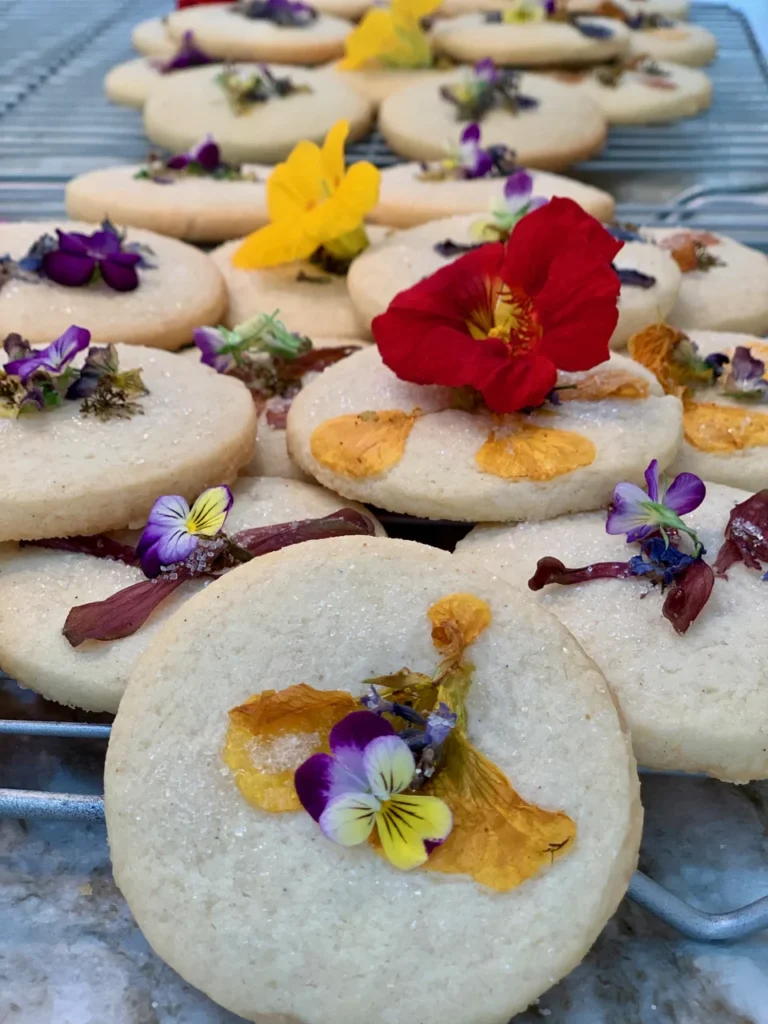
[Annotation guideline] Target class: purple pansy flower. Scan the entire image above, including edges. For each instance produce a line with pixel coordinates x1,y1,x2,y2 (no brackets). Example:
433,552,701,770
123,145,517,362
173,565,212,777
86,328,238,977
606,459,706,547
194,325,237,373
474,58,498,84
294,710,452,871
721,345,768,400
135,485,234,578
166,134,223,174
42,228,142,292
157,31,214,74
4,325,90,381
457,123,494,179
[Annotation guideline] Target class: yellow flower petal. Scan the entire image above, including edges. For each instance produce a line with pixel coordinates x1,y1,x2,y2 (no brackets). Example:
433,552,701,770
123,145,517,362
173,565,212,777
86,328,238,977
558,368,650,402
333,160,381,221
320,120,349,193
232,220,316,269
376,795,453,871
311,409,420,478
186,485,232,537
363,734,415,800
266,140,325,223
320,792,379,846
683,399,768,452
476,424,596,480
339,9,401,70
393,0,442,18
428,594,492,658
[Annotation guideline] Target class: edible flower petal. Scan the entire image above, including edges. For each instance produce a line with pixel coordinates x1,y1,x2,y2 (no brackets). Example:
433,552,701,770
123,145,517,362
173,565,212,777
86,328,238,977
606,458,705,545
714,489,768,577
373,197,622,414
339,0,439,70
441,61,539,122
4,324,90,381
155,30,214,72
135,485,234,578
234,0,317,26
40,224,148,292
720,345,768,401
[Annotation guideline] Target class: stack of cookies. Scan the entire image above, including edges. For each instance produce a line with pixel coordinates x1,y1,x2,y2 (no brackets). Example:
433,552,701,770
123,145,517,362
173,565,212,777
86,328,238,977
3,0,767,1021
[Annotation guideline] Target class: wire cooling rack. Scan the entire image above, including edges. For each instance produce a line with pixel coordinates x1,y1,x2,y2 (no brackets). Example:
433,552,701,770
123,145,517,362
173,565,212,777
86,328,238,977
1,0,768,947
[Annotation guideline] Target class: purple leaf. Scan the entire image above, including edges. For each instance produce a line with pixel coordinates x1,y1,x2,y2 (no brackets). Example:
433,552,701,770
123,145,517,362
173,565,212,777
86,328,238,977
714,489,768,575
232,508,375,555
63,574,189,647
528,556,633,590
662,559,715,634
21,534,139,566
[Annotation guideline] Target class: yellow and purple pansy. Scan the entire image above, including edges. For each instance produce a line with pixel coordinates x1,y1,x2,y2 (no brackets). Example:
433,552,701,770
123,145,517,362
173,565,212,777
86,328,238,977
441,60,539,123
295,710,453,871
4,325,89,382
135,485,234,578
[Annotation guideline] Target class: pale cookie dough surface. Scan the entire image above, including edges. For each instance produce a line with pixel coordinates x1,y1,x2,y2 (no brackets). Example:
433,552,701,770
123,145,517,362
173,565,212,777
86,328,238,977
0,221,226,351
0,345,256,542
211,225,392,339
105,535,641,1024
666,331,768,492
346,214,678,350
628,24,718,67
104,57,162,109
431,14,630,67
642,227,768,335
0,478,380,714
313,0,371,18
66,164,271,244
181,337,370,479
379,71,607,170
545,61,712,125
132,16,176,58
143,63,373,164
369,163,615,229
329,64,455,107
457,482,767,782
166,3,352,65
286,345,682,521
567,0,690,18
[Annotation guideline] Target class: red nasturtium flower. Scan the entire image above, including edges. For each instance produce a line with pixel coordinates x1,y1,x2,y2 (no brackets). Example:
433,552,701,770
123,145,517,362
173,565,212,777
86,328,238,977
176,0,228,7
372,198,623,413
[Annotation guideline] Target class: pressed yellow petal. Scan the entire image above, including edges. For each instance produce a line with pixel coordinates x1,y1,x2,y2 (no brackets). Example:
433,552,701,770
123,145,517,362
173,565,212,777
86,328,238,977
339,9,401,70
232,220,316,269
266,141,325,222
428,594,492,657
557,368,650,402
683,399,768,452
476,424,596,481
320,120,349,193
186,485,232,537
393,0,442,19
376,795,453,871
223,684,357,813
320,792,378,846
311,409,420,478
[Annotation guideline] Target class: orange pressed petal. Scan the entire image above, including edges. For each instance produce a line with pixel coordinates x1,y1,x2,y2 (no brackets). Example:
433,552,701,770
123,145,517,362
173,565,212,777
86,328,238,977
558,368,651,402
683,399,768,453
310,409,420,478
427,594,492,659
476,423,596,480
627,323,690,396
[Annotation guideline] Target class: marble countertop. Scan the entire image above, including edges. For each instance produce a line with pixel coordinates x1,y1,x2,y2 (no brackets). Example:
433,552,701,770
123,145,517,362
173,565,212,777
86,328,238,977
2,679,768,1024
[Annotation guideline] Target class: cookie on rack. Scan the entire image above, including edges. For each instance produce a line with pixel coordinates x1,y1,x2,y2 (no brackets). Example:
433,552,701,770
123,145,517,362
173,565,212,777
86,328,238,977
66,140,270,244
143,63,373,164
347,214,680,349
0,478,380,713
165,1,352,65
131,16,176,58
566,0,690,21
545,58,712,125
105,534,641,1024
0,339,256,542
627,20,717,67
457,477,768,782
641,227,768,335
379,64,607,169
105,30,219,110
0,220,226,350
431,12,630,67
369,135,615,228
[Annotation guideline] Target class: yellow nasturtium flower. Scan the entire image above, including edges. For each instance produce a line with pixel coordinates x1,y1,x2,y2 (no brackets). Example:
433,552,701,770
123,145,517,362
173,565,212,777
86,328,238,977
339,0,441,71
233,120,380,270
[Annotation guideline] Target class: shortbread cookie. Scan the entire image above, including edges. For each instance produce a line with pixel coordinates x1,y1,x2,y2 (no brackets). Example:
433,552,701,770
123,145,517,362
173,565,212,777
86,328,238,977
104,57,163,109
286,345,682,521
330,65,454,107
166,3,352,65
210,226,391,339
132,16,176,58
664,331,768,493
457,481,768,782
313,0,371,17
66,164,270,244
0,221,227,350
431,14,630,67
346,214,679,349
105,535,641,1024
143,64,373,164
628,23,717,67
379,72,607,169
566,0,690,19
641,227,768,335
0,344,256,542
547,60,712,125
370,164,615,228
0,478,379,713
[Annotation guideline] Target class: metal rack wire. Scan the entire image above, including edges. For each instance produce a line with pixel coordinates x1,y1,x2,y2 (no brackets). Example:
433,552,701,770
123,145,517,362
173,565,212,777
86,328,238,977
1,0,768,947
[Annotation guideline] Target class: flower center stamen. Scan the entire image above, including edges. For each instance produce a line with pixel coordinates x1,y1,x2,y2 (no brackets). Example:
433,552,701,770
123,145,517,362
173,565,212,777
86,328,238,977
487,288,541,354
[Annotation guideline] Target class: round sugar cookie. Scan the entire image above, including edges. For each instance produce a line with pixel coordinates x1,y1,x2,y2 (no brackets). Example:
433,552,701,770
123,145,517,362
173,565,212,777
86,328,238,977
379,72,607,170
181,336,369,479
66,164,270,244
132,17,176,58
210,225,392,340
0,221,227,351
0,478,380,714
166,3,352,65
665,331,768,493
143,63,373,164
104,57,163,109
566,0,690,19
312,0,370,17
641,227,768,336
457,481,768,782
431,14,630,67
369,163,615,229
346,214,680,350
105,535,641,1024
329,64,455,107
286,344,682,521
628,23,717,67
0,344,256,542
545,60,712,125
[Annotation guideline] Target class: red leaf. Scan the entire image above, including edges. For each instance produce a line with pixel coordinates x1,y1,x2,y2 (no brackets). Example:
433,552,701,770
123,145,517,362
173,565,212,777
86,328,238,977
713,489,768,576
662,559,715,635
21,534,139,566
528,556,632,590
63,574,189,647
233,508,375,555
